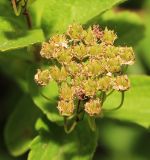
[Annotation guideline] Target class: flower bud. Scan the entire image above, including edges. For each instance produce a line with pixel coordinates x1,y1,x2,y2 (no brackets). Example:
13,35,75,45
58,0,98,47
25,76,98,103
50,66,68,82
50,34,68,48
59,83,74,101
66,61,81,77
40,42,56,59
104,45,118,58
92,25,103,40
83,27,97,45
106,57,121,73
89,43,104,58
57,100,74,116
85,59,105,77
67,24,84,41
97,76,112,92
113,75,130,91
101,27,117,45
119,47,135,65
57,48,72,64
73,43,88,60
73,87,85,100
34,69,51,86
72,75,86,87
83,79,97,97
85,99,102,116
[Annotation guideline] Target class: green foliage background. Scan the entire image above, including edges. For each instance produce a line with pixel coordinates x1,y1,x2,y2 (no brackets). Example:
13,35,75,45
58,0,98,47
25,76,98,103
0,0,150,160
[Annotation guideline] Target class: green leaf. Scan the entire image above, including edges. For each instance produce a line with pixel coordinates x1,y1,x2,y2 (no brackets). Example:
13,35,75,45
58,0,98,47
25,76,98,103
4,95,41,156
30,0,125,37
28,118,98,160
28,66,63,125
0,49,31,92
87,11,145,46
0,17,45,51
137,15,150,70
103,75,150,128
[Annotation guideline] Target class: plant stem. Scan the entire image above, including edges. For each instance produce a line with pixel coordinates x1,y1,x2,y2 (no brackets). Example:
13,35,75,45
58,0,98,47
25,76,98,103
76,100,81,121
88,116,96,131
106,89,114,97
23,7,32,29
11,0,22,16
100,92,106,105
103,91,125,112
64,100,83,134
64,117,77,134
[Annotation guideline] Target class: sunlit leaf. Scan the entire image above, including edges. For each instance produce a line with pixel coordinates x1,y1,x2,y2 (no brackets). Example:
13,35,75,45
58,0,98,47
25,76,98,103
103,75,150,128
30,0,125,37
0,17,45,51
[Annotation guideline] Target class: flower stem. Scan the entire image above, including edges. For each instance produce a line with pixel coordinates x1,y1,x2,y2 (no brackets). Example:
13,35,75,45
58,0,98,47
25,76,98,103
103,91,125,112
88,116,96,131
64,117,77,134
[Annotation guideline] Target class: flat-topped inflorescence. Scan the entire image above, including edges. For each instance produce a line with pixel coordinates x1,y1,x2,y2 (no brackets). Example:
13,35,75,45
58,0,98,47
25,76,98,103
35,24,135,119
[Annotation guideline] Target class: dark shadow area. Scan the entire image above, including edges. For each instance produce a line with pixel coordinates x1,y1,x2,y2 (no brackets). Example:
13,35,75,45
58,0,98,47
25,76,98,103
138,49,150,75
94,118,150,160
4,30,30,40
0,71,27,160
133,131,150,158
119,0,146,10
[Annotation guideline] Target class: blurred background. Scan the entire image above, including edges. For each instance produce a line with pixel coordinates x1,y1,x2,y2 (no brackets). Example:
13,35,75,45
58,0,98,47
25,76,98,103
0,0,150,160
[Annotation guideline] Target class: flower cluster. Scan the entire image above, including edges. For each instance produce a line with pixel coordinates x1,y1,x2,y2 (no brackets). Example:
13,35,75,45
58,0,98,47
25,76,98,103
35,24,135,118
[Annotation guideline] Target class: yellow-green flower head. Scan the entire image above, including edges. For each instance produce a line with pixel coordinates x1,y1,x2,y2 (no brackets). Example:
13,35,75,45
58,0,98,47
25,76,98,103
49,66,68,83
101,27,117,45
57,100,74,116
34,69,51,86
40,34,68,59
66,61,82,77
40,42,56,59
84,99,102,116
35,23,135,119
67,24,85,41
119,47,135,65
83,78,98,97
57,48,72,64
50,34,68,48
113,75,130,91
59,82,74,101
73,43,89,60
72,75,86,87
83,27,97,45
97,76,112,92
104,45,118,59
106,57,121,73
89,43,104,58
85,59,105,77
